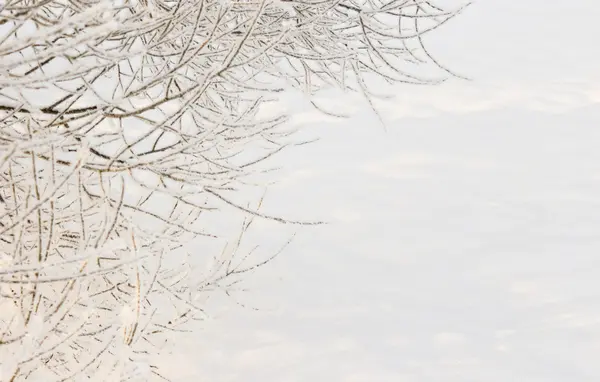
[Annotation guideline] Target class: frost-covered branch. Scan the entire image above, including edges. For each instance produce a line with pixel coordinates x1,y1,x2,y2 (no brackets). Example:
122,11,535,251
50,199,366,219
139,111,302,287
0,0,465,379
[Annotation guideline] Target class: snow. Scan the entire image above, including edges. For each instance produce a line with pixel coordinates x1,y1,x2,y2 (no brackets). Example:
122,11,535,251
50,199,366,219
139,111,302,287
2,0,598,380
166,0,600,381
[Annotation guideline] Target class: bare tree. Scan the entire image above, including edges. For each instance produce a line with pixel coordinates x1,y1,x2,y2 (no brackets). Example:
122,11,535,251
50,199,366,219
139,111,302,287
0,0,466,380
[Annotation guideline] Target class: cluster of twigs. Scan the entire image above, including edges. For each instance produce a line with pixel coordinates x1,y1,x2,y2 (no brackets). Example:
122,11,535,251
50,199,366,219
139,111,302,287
0,0,465,379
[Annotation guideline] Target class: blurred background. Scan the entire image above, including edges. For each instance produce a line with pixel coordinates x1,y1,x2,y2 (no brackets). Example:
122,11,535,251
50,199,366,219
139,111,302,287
174,1,600,380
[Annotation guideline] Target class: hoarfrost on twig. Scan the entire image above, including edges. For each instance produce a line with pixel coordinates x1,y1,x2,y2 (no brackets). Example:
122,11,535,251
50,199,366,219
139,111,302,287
0,0,464,379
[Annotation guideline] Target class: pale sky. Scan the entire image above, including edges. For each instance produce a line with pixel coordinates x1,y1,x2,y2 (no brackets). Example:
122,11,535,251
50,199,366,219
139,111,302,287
171,1,600,381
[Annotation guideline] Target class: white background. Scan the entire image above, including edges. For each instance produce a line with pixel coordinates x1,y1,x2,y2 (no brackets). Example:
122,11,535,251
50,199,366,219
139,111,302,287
172,1,600,380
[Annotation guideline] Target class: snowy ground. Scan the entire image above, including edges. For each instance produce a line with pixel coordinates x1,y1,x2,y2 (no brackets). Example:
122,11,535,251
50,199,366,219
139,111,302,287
170,0,600,380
